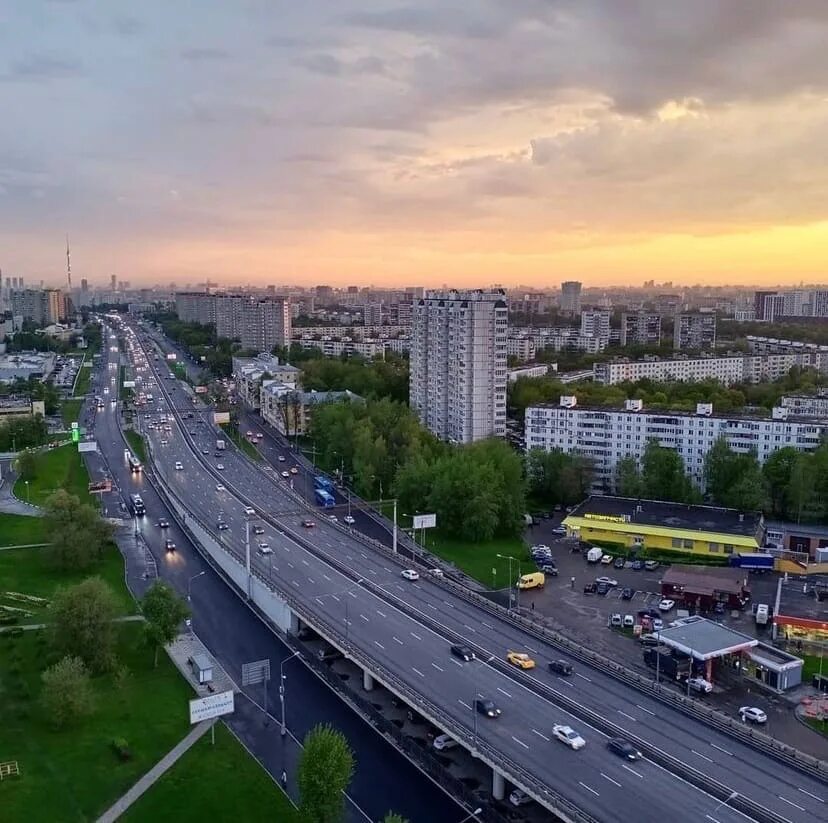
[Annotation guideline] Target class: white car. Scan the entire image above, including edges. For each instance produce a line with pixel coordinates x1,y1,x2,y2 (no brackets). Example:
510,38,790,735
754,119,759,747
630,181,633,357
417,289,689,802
508,789,532,808
552,724,586,750
401,569,420,581
740,706,767,724
216,483,225,492
658,598,676,612
244,507,256,516
343,515,355,525
278,455,286,462
175,461,183,470
432,734,458,751
216,463,225,471
687,677,713,694
257,542,272,554
600,554,614,565
281,471,290,479
160,439,168,445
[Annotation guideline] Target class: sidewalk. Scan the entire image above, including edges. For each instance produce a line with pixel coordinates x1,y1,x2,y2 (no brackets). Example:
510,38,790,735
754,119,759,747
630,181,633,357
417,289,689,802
0,463,41,516
96,718,217,822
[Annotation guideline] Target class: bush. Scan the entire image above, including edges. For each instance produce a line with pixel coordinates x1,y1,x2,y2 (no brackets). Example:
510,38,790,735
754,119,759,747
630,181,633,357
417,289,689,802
4,626,24,638
111,737,132,762
40,655,95,728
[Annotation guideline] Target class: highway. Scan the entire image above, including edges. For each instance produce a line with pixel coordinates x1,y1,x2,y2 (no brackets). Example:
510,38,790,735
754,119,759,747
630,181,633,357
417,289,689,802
126,322,826,823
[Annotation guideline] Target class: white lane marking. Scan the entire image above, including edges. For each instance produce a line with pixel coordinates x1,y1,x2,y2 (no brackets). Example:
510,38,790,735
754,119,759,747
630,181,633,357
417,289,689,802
315,597,324,606
618,710,637,722
347,591,357,598
797,787,824,802
410,632,422,641
710,743,733,756
301,559,309,566
525,645,537,653
383,566,392,572
426,603,437,610
578,781,599,797
431,662,444,672
635,704,655,716
458,699,472,710
359,614,369,622
392,636,404,646
395,585,404,592
292,580,299,587
622,765,643,779
376,609,387,618
556,677,575,688
308,577,315,584
497,687,512,698
360,552,367,559
511,736,529,750
481,621,494,629
451,658,463,667
331,595,340,603
445,602,455,608
412,667,424,678
705,816,721,823
531,729,549,742
346,555,352,561
374,641,385,650
323,574,331,582
691,749,713,763
287,562,294,569
575,672,592,682
601,772,622,788
463,624,476,633
368,569,377,575
778,796,806,811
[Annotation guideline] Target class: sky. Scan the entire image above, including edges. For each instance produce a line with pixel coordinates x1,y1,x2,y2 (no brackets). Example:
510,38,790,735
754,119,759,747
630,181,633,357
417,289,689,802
3,1,828,289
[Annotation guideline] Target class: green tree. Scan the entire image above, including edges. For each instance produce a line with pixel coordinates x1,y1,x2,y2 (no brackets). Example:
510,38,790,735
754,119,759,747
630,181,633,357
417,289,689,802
142,581,190,667
383,815,409,823
16,449,37,482
641,439,697,503
298,724,355,823
40,655,95,729
703,437,740,503
615,455,642,497
726,463,766,511
50,577,118,673
43,489,114,571
762,447,799,518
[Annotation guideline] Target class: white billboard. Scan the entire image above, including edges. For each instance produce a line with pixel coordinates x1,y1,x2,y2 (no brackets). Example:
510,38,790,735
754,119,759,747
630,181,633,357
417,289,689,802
166,353,177,361
77,441,98,454
122,380,136,389
413,513,437,530
189,690,234,724
213,411,230,425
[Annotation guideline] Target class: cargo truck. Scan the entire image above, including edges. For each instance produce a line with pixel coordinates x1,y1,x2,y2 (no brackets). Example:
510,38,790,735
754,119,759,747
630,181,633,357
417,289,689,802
216,439,225,451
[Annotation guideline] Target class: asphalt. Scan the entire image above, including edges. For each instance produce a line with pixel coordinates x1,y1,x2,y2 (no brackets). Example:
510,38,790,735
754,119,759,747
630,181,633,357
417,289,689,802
84,333,462,823
118,322,828,823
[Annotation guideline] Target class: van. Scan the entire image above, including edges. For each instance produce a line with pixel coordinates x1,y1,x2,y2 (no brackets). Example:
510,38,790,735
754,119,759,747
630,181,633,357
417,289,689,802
517,572,545,590
586,547,603,564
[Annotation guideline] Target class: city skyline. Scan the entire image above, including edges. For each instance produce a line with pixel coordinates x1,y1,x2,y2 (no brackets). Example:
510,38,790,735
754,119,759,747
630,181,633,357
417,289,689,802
4,3,828,287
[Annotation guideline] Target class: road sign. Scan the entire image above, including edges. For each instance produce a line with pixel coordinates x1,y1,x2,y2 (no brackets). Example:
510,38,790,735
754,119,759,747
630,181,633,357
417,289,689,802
71,427,80,443
413,513,437,530
189,690,234,724
88,478,112,493
241,659,271,686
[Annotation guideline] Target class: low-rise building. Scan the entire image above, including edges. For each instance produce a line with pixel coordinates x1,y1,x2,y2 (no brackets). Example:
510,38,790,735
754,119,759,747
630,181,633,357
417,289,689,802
508,364,552,382
260,386,362,437
232,353,301,409
0,398,46,420
0,352,57,383
779,393,828,418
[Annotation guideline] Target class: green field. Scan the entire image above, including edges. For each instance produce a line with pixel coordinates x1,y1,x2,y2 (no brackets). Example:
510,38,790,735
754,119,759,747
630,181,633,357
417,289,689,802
61,398,84,428
14,444,96,508
0,514,47,548
125,430,147,463
73,357,92,397
122,723,297,823
223,425,262,463
425,532,530,588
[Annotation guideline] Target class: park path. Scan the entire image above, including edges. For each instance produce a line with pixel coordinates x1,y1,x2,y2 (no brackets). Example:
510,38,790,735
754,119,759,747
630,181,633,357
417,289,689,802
0,462,41,516
96,717,217,822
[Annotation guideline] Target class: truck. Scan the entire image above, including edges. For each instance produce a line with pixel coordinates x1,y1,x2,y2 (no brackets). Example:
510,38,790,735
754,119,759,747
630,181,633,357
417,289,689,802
586,547,603,564
643,648,690,681
754,603,770,626
216,439,225,451
729,553,774,571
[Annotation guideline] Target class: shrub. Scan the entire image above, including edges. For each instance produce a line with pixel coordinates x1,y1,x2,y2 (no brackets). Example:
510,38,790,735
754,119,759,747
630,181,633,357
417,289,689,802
111,737,132,762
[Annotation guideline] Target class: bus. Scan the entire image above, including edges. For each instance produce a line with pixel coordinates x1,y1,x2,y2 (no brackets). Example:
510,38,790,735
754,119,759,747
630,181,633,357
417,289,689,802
314,475,335,493
129,494,145,516
129,456,142,473
315,488,336,508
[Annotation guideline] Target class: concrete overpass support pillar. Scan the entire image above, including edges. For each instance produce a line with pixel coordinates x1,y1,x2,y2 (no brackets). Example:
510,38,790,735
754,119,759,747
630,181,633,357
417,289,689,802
288,610,300,636
362,669,375,692
492,769,505,800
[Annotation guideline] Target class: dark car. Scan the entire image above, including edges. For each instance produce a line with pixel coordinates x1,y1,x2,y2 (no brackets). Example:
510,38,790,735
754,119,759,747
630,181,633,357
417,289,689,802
613,556,626,569
157,518,170,529
164,538,176,552
638,607,660,619
301,519,316,528
631,559,645,570
539,564,559,576
621,587,634,600
607,738,642,761
583,582,597,594
474,698,501,718
451,644,475,662
714,601,726,615
596,581,609,595
217,521,229,531
548,659,573,676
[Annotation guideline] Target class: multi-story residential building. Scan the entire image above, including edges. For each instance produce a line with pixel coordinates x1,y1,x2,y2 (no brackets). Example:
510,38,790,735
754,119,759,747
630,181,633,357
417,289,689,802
753,288,828,319
580,309,610,345
10,288,65,324
674,312,716,350
175,292,217,325
746,335,828,358
410,289,508,443
361,302,383,325
780,393,828,418
507,336,537,363
560,281,582,314
293,324,406,339
525,396,828,491
508,326,607,356
232,353,301,409
295,337,403,359
261,384,361,437
621,311,662,347
215,295,291,350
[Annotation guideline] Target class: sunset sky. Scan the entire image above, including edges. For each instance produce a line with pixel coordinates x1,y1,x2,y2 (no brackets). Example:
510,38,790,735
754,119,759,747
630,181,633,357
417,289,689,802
3,2,828,288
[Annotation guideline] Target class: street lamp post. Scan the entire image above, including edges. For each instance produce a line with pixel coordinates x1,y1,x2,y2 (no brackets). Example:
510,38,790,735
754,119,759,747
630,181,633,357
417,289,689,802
280,651,301,737
188,570,206,601
497,554,521,612
24,480,29,503
458,808,483,823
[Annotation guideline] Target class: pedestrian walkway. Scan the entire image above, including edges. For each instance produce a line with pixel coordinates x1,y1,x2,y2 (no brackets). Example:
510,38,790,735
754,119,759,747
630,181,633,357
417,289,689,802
0,465,41,516
96,718,216,822
0,614,145,634
167,631,236,698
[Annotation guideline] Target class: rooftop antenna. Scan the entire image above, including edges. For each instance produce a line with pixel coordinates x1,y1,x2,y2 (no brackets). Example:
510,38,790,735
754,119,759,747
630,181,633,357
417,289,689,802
66,235,72,291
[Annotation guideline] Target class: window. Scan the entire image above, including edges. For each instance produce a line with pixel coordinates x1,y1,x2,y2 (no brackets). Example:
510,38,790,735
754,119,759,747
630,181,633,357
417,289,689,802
672,538,683,548
683,539,693,549
708,542,720,553
723,544,734,554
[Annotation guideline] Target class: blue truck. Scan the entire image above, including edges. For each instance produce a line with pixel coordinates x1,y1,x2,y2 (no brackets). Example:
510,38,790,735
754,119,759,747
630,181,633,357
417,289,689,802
728,553,774,571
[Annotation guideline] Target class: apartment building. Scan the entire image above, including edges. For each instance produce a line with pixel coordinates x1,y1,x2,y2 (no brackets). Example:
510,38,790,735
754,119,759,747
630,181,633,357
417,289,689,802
508,326,607,357
295,337,398,359
780,393,828,418
232,353,301,409
753,288,828,319
260,384,362,437
11,288,66,325
580,309,610,344
410,289,508,443
674,312,716,350
525,396,828,490
215,295,291,350
175,292,217,325
621,311,661,346
560,281,582,314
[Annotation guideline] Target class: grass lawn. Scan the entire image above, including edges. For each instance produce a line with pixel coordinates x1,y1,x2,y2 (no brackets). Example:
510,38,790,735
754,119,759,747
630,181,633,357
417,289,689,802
73,357,92,397
0,543,135,623
223,425,261,463
61,398,84,428
0,514,47,548
0,624,194,822
122,723,298,823
801,654,828,682
124,430,147,463
426,532,530,588
14,444,96,508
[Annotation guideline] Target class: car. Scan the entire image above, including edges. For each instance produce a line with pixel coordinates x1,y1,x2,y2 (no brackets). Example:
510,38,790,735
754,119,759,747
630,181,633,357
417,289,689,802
639,633,662,647
638,608,660,619
552,724,586,750
433,734,458,751
450,644,475,662
651,618,664,631
687,677,713,694
401,569,420,581
539,564,558,576
532,543,551,552
246,431,253,438
202,448,209,455
175,461,184,470
508,789,532,808
550,525,567,536
244,507,256,516
610,613,623,627
429,568,444,578
658,598,676,612
278,455,286,462
548,659,573,676
583,582,597,594
257,542,272,554
158,518,170,529
290,467,299,475
621,587,634,600
343,515,355,525
631,559,645,570
595,576,618,588
607,737,642,761
506,651,536,670
328,514,338,522
215,483,225,491
217,521,229,531
301,519,315,528
216,463,225,471
281,471,290,479
600,554,614,565
253,525,265,535
164,538,176,552
644,560,660,570
160,439,168,445
613,556,626,569
623,614,635,628
739,706,767,724
474,698,501,718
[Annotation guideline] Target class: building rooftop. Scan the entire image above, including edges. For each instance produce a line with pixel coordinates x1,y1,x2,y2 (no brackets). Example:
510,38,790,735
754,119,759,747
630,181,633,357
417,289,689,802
661,565,749,597
775,575,828,628
657,616,758,660
567,496,762,538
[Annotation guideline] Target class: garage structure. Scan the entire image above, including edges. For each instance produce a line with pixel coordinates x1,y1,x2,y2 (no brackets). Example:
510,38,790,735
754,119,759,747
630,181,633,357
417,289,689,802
660,565,750,612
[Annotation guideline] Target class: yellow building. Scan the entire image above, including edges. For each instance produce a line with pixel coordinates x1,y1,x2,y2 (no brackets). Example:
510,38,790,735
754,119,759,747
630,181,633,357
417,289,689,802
563,496,762,558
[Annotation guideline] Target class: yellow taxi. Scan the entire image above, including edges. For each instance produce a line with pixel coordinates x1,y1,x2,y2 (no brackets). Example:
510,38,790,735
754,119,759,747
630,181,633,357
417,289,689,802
506,651,536,670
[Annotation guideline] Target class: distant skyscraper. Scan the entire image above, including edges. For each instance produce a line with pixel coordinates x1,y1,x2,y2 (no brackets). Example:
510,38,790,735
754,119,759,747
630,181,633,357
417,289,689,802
215,294,291,350
110,274,117,291
560,281,582,314
410,289,508,443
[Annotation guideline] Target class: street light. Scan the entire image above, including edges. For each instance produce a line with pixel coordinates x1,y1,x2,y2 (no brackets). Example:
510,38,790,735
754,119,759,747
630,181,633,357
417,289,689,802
188,571,206,601
458,808,483,823
24,480,29,503
497,553,521,612
280,651,301,737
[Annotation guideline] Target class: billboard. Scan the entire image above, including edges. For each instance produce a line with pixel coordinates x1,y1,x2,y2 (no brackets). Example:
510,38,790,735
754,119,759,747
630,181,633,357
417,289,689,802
78,441,98,454
166,353,177,361
88,478,112,493
213,411,230,425
194,386,208,394
189,690,234,724
122,380,136,389
413,513,437,530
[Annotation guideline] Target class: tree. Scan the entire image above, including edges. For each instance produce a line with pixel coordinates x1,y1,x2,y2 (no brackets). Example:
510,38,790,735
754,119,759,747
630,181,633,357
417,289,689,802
298,724,355,823
43,489,114,571
383,815,409,823
726,464,766,511
615,455,642,497
50,577,118,673
704,437,739,503
142,581,190,667
641,439,697,503
40,655,95,728
762,447,799,518
16,450,37,482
